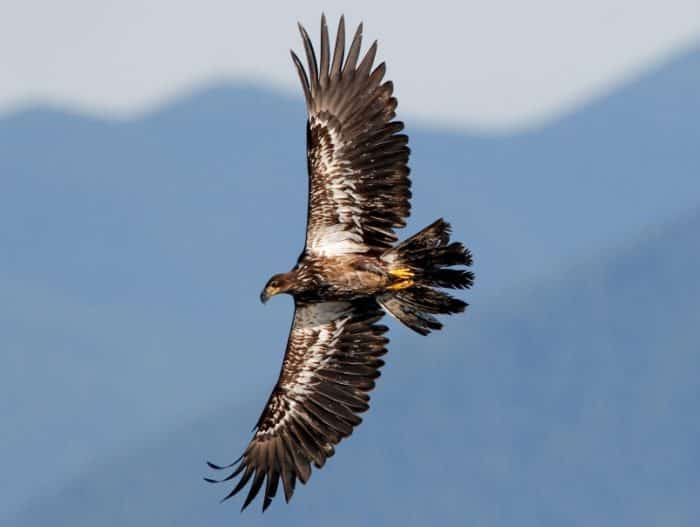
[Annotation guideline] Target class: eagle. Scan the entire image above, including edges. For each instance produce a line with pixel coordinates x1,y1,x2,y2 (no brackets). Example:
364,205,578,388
206,15,474,511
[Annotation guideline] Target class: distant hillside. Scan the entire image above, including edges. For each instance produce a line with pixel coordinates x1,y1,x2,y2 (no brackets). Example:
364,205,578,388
1,45,699,517
10,207,700,526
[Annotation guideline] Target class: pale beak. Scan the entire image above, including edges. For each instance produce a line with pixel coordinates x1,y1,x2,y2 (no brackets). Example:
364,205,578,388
260,286,278,304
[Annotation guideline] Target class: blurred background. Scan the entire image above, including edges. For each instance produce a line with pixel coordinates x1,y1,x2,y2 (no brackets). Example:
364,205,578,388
1,1,699,525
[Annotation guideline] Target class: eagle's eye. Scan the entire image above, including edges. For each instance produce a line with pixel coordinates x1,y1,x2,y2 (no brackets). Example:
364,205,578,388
269,280,279,288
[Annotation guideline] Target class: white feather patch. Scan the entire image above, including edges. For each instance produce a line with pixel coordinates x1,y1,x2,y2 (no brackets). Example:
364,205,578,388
259,302,351,435
305,117,369,257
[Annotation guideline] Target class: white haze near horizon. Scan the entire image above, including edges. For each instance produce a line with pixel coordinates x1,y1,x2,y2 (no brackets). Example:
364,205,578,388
1,1,699,131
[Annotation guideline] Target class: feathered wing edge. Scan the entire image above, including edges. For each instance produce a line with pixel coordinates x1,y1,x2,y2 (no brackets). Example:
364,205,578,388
206,299,388,511
290,14,377,113
290,14,412,256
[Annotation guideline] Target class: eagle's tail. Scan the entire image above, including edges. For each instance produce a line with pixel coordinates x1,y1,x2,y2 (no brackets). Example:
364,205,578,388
378,218,474,335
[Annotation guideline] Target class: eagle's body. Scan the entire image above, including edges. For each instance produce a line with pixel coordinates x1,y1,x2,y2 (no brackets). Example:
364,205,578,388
267,254,410,303
206,15,474,511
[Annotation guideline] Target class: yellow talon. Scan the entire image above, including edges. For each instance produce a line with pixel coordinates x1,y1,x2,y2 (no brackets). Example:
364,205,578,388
388,279,414,291
389,267,414,279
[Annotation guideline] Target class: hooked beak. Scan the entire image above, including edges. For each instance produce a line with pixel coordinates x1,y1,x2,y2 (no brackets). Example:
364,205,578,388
260,286,278,304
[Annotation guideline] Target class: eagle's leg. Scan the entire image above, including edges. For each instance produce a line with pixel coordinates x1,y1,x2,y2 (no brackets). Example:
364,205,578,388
387,278,414,291
388,268,414,279
387,267,415,290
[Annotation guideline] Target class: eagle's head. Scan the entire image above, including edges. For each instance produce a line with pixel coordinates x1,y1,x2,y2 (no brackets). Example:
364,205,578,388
260,272,296,303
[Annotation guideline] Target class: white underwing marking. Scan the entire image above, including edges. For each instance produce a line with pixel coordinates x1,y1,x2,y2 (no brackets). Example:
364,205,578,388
308,117,369,257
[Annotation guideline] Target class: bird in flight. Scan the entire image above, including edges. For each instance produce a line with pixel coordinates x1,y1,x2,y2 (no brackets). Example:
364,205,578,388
206,14,474,511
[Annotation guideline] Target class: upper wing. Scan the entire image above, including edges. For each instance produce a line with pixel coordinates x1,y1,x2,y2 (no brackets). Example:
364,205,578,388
291,15,412,257
206,299,388,511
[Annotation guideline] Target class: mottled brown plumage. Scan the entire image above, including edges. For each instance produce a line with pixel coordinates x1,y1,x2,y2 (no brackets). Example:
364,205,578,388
206,15,474,511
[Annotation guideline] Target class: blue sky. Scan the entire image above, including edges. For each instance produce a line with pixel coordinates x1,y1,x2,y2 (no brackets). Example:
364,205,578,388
1,1,699,130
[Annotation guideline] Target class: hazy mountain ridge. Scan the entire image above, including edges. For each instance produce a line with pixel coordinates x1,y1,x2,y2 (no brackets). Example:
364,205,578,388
1,46,699,519
11,207,700,526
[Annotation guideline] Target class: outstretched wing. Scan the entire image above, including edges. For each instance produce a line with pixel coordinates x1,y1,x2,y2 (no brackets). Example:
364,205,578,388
206,299,388,511
291,15,412,257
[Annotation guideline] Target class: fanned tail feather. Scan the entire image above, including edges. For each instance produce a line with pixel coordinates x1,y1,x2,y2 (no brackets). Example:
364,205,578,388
379,219,474,335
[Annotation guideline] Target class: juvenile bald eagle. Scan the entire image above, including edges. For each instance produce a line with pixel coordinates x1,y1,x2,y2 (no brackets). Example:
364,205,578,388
206,15,474,511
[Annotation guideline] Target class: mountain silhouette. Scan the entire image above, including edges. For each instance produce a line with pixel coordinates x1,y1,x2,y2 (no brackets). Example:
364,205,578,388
10,206,700,525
